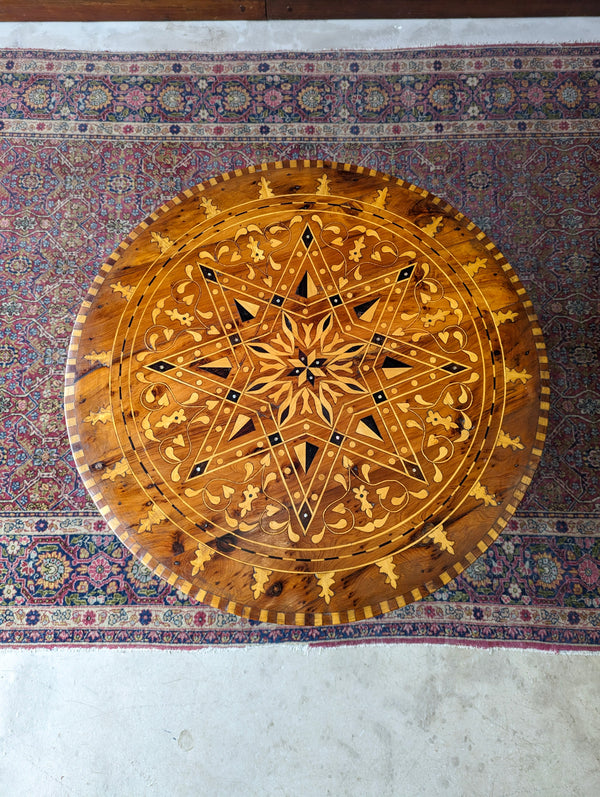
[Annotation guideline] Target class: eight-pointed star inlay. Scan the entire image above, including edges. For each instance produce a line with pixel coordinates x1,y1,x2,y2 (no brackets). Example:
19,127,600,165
141,218,476,533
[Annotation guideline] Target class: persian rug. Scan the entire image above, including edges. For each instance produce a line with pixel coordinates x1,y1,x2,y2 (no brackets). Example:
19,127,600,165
0,45,598,650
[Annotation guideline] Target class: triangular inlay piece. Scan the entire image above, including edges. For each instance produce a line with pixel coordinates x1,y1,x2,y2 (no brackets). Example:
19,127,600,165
356,414,384,441
193,356,233,379
293,441,319,473
234,298,260,322
381,355,411,379
229,414,256,441
353,297,380,323
295,270,318,299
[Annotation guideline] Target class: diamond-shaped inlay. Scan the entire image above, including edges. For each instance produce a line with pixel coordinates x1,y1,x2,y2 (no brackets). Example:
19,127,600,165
442,362,468,374
301,225,314,248
200,266,218,282
148,360,175,373
397,264,415,281
298,502,312,529
404,460,425,481
188,460,209,480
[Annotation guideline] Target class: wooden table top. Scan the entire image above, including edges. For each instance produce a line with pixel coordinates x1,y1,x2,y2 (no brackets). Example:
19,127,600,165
65,161,549,626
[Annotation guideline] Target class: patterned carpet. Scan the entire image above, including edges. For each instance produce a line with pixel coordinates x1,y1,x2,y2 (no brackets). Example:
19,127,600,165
0,46,598,649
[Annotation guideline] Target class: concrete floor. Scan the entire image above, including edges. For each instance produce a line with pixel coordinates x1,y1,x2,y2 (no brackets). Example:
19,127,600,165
1,645,599,796
0,18,599,797
0,18,599,51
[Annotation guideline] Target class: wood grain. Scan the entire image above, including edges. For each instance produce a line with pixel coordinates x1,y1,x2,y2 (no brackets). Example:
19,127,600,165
0,0,266,22
0,0,592,21
65,161,548,625
267,0,598,18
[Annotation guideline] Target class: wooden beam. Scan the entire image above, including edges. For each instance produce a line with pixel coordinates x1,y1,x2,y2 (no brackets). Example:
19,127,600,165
267,0,599,18
0,0,266,22
0,0,593,21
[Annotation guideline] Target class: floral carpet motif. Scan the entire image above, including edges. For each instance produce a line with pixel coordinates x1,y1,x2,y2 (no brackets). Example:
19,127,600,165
0,46,598,649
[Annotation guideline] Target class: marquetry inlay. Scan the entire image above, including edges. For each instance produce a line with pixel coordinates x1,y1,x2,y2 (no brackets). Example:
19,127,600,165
65,161,548,625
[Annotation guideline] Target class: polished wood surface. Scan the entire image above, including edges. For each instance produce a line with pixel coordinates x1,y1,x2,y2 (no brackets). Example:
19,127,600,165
266,0,597,18
65,161,548,625
0,0,264,22
0,0,591,21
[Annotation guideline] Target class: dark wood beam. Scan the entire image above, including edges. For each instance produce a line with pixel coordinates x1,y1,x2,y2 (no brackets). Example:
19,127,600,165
0,0,592,21
0,1,267,22
268,0,598,18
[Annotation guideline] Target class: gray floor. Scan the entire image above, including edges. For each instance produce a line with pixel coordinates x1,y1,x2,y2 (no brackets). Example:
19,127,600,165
0,17,599,51
0,19,599,797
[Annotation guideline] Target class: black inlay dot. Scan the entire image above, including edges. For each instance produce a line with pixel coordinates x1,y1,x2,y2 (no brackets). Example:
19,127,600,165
330,431,344,445
268,432,282,446
373,390,387,404
226,389,240,403
271,294,284,306
329,294,342,307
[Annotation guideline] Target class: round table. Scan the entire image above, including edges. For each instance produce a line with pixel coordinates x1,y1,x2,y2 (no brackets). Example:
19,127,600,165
65,161,549,625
